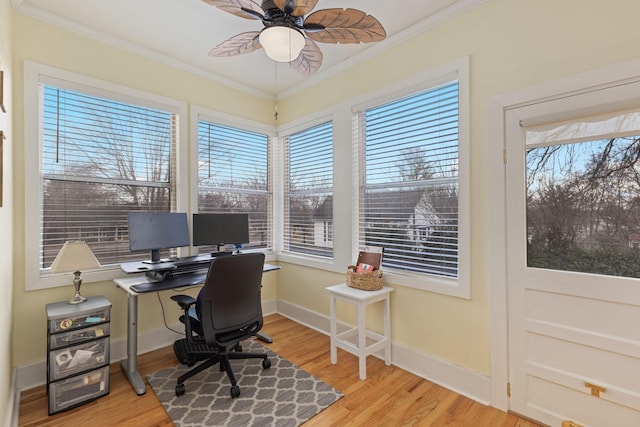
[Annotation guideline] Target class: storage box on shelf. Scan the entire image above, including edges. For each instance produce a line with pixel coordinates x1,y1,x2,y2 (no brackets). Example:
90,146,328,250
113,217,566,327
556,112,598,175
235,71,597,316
46,295,111,415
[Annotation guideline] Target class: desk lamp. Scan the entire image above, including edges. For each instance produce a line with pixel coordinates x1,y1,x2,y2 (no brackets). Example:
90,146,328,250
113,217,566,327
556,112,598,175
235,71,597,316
51,241,101,304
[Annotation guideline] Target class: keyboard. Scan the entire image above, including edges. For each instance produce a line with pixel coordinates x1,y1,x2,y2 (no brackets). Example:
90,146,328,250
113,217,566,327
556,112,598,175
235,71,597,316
172,255,213,267
173,264,209,275
130,272,207,293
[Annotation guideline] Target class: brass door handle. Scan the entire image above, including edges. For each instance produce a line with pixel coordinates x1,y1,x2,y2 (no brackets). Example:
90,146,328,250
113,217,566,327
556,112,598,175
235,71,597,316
562,421,585,427
585,382,606,398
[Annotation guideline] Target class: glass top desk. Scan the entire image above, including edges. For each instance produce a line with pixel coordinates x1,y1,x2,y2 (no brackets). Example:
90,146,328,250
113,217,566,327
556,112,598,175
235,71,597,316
114,261,280,395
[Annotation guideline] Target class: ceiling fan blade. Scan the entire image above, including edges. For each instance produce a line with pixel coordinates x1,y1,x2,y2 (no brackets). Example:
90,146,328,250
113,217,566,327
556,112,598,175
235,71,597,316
303,8,386,44
208,31,262,57
272,0,319,16
202,0,264,20
289,38,323,76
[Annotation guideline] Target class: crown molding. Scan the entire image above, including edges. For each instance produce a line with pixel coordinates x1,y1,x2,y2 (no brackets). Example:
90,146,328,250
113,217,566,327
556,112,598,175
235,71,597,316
279,0,489,99
12,0,273,100
12,0,488,101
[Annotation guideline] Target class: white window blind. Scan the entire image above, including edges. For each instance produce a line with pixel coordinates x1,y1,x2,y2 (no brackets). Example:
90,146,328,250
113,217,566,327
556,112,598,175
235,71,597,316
525,108,640,147
356,81,460,278
41,85,177,268
283,121,334,257
197,120,271,251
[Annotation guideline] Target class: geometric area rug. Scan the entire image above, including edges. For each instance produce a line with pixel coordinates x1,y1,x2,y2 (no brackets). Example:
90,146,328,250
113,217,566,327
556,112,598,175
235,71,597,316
146,339,344,427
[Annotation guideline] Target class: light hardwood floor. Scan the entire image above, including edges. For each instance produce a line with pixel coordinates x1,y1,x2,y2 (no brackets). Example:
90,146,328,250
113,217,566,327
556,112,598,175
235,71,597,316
19,314,543,426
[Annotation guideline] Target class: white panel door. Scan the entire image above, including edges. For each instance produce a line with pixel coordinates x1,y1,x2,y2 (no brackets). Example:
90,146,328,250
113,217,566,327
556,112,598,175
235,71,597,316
505,81,640,427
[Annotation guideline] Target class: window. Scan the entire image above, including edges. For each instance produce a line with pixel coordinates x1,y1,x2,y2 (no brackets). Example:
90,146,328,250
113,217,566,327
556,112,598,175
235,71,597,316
24,62,186,290
197,119,271,251
354,68,469,295
525,109,640,278
282,121,334,258
41,87,177,264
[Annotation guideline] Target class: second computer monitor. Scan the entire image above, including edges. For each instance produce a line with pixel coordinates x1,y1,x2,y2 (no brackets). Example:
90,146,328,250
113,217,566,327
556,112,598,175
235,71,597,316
192,213,250,248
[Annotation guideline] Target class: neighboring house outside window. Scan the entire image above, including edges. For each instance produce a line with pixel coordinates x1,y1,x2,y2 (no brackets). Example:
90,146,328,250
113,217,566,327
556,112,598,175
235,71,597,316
313,196,333,248
282,121,334,258
353,68,470,297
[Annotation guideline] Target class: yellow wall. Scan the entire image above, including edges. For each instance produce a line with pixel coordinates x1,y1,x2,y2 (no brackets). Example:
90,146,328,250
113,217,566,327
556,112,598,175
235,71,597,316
10,12,275,367
8,0,640,384
0,0,14,422
276,0,640,374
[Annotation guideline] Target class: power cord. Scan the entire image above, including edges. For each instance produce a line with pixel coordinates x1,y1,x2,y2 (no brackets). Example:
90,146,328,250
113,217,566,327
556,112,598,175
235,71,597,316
156,290,201,335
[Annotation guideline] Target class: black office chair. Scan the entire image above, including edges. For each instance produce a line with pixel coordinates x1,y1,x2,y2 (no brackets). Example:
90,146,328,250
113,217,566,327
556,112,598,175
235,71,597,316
170,253,271,398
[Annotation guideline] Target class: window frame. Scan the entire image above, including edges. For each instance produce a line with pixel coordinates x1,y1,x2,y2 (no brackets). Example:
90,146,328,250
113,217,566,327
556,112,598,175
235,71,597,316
281,119,334,259
275,114,340,268
24,61,189,290
189,105,276,253
352,57,470,298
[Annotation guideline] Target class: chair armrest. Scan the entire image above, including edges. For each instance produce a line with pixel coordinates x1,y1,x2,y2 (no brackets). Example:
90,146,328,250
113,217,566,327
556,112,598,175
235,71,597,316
171,294,199,343
171,294,196,309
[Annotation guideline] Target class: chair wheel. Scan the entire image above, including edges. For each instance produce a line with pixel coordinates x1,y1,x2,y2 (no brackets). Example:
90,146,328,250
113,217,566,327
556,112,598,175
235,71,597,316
262,358,271,369
186,357,196,367
175,383,185,396
235,344,242,352
230,385,240,398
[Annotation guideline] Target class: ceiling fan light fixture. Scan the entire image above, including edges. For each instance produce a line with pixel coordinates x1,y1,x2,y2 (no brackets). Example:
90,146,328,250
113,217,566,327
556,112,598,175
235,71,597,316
259,25,305,62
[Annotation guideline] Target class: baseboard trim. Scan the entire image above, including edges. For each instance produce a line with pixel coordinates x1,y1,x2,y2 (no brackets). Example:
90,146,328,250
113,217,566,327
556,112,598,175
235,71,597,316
8,367,18,427
14,299,280,393
276,299,491,405
13,298,490,407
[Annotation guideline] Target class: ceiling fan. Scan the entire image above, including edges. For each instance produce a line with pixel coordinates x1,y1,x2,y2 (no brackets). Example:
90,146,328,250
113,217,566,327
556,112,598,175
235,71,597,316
202,0,386,76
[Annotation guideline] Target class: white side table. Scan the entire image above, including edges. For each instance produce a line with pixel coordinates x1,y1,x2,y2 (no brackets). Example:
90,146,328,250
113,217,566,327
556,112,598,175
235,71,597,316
326,283,394,380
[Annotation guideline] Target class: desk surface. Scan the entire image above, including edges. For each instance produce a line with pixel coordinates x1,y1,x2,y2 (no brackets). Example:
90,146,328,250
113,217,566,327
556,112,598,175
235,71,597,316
115,263,281,295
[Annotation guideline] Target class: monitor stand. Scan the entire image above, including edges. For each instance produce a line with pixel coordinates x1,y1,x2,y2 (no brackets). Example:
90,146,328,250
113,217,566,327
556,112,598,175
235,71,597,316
210,244,233,258
211,251,233,258
142,249,162,264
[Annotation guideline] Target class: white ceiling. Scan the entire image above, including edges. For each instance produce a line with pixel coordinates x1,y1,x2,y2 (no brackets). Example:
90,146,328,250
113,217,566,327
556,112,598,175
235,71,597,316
14,0,484,98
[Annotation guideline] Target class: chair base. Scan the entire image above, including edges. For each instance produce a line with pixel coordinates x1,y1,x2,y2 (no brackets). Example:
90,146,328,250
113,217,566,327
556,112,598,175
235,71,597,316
172,338,272,398
173,338,213,366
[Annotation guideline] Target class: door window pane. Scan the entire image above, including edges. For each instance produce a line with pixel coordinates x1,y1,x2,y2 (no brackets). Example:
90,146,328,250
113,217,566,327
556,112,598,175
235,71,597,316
526,135,640,277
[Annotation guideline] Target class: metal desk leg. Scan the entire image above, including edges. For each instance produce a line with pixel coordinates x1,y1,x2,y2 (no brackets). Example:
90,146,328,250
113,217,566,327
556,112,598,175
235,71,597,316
119,292,146,395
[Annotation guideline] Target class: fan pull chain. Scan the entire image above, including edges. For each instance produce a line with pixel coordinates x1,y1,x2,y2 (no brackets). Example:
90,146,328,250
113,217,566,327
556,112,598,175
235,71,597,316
274,61,279,121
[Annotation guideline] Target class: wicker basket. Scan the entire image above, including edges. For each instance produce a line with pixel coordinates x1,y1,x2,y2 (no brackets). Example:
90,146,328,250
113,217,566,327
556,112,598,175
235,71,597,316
346,265,384,291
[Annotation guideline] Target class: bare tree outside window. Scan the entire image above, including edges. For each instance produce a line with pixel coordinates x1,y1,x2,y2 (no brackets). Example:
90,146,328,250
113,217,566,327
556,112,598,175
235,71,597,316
197,121,270,251
283,121,333,257
526,136,640,277
41,86,175,267
360,81,460,278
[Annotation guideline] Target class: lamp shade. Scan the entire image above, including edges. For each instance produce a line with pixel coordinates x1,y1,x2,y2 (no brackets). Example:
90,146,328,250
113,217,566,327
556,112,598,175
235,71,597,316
259,26,305,62
51,241,100,273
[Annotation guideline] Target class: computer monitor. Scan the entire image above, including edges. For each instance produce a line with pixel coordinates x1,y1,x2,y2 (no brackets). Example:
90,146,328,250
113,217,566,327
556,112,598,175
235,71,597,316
127,212,190,263
192,213,250,253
